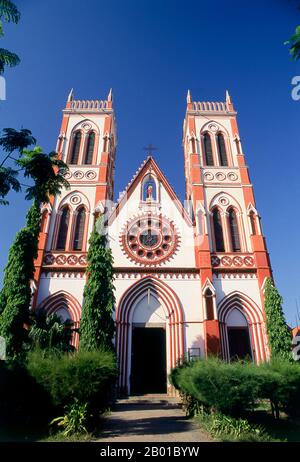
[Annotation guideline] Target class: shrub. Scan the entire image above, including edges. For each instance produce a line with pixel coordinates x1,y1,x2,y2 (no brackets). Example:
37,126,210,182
260,359,300,417
50,399,89,436
0,360,53,437
171,357,300,419
26,349,117,418
171,358,261,416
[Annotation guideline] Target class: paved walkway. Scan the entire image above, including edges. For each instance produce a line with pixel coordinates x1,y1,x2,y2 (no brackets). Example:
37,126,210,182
96,395,212,442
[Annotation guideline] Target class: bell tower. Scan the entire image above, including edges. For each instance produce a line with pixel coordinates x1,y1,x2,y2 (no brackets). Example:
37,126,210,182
60,87,116,205
183,90,272,361
33,90,117,314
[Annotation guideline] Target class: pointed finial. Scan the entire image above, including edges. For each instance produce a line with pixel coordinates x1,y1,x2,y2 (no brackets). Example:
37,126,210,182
226,89,232,104
67,88,74,102
108,88,113,102
187,89,192,104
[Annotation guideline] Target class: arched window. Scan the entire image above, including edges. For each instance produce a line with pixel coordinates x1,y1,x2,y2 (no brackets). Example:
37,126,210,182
56,206,70,250
212,208,225,252
249,211,257,235
70,131,81,164
205,288,214,320
72,206,86,251
228,208,241,252
217,133,228,166
142,175,157,201
83,131,95,165
203,133,214,166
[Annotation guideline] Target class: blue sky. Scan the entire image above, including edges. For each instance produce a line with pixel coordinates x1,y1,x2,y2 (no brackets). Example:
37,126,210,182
0,0,299,325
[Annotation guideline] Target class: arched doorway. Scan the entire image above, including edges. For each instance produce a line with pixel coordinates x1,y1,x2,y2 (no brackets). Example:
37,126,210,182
226,309,252,360
218,292,267,363
116,277,184,395
131,292,167,394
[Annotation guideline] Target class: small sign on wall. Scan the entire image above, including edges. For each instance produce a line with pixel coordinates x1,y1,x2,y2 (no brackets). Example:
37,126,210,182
0,336,6,360
188,347,201,361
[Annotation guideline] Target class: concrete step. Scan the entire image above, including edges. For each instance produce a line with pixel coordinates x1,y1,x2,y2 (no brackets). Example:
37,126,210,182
116,394,181,407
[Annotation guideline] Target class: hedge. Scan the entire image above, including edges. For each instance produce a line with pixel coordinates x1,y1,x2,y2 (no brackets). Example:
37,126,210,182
0,360,53,437
27,349,117,413
170,357,300,418
0,349,118,438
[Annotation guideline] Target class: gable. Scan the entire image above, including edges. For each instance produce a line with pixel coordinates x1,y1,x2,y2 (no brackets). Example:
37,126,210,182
108,156,192,226
107,157,196,268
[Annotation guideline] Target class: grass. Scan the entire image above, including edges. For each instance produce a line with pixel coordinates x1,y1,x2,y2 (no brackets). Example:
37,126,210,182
246,409,300,442
196,404,300,442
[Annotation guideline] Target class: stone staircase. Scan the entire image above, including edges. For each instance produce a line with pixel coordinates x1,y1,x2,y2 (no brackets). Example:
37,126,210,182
115,394,181,409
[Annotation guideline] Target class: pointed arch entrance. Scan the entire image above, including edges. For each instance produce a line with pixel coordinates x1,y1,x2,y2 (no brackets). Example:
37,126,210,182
116,276,184,395
218,292,267,363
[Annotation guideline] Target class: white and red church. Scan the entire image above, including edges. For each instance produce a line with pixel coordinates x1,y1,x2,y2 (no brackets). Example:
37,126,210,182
32,89,272,395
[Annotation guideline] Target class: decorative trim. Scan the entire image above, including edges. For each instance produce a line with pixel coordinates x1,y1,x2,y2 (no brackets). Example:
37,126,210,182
213,271,256,279
211,253,254,268
43,252,87,267
41,271,86,278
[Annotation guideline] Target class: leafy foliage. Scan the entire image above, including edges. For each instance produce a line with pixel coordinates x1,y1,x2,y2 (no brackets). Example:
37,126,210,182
0,127,68,208
0,0,20,24
27,349,117,417
50,399,88,436
197,412,271,442
0,360,53,435
0,47,19,72
170,357,260,416
0,128,36,155
259,359,300,418
0,141,69,356
0,0,20,73
0,203,41,358
0,166,20,204
28,311,75,354
285,25,300,61
18,147,69,203
171,357,300,419
264,278,292,361
0,127,37,204
79,218,115,351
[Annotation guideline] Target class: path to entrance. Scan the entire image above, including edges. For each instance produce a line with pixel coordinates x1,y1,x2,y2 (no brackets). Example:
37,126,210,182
96,395,212,442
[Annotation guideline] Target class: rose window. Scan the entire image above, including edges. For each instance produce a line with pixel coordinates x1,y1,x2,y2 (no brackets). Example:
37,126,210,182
120,215,179,265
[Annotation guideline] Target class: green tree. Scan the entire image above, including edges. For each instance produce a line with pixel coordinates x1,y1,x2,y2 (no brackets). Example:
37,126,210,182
18,147,69,203
0,202,40,358
264,278,292,361
0,151,69,358
285,25,300,61
0,0,20,74
0,128,36,204
0,129,69,205
79,218,115,352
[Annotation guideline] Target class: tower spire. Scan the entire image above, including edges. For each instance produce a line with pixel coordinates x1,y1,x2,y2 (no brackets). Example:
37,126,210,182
186,89,192,104
108,88,113,102
225,89,232,105
67,88,74,102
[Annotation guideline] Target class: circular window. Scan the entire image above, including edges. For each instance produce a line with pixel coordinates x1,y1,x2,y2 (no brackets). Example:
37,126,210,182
121,215,179,265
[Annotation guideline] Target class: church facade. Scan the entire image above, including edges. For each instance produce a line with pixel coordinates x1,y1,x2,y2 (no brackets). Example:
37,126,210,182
33,89,272,395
